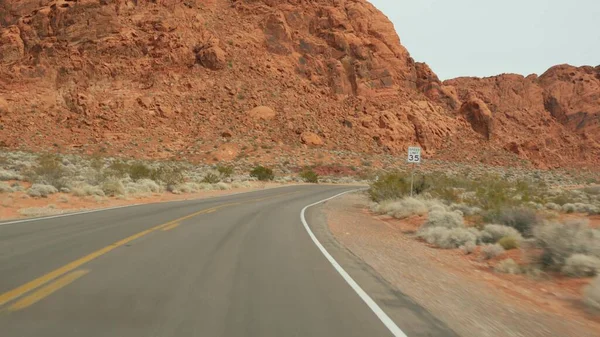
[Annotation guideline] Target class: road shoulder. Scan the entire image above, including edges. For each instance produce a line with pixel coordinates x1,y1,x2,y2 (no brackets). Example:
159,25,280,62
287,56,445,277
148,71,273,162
304,191,459,337
322,191,600,337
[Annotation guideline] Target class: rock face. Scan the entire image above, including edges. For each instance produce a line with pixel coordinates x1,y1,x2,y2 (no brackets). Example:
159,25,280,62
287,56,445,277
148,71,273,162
458,98,493,140
444,65,600,167
0,0,598,169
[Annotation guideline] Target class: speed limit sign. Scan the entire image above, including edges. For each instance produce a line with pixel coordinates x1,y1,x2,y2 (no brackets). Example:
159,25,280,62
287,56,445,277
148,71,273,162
407,146,421,163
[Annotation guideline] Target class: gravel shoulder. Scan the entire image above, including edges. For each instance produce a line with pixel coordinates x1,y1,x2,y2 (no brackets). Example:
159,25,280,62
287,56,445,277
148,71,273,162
324,191,600,337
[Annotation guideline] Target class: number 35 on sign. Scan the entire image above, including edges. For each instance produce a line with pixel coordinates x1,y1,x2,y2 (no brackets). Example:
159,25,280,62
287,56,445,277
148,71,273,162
407,146,421,163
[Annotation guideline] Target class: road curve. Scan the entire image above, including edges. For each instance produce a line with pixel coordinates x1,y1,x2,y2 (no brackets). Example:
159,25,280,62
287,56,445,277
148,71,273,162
0,185,456,337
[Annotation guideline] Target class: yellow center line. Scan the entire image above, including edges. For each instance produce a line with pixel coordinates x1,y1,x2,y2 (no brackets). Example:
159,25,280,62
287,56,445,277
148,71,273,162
161,223,180,231
0,191,300,308
0,206,215,307
9,270,89,311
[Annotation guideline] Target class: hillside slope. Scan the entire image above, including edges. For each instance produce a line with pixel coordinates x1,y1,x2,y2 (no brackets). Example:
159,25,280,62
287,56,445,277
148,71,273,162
0,0,598,169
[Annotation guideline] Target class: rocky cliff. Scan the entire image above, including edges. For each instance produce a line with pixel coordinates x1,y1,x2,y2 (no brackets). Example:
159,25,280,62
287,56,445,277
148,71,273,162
0,0,598,169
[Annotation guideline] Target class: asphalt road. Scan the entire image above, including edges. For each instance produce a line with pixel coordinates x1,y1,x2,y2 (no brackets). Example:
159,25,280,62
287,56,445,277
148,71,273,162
0,185,457,337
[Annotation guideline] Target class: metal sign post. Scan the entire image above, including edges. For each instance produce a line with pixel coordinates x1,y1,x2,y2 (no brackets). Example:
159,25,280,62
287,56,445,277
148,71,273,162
407,146,421,197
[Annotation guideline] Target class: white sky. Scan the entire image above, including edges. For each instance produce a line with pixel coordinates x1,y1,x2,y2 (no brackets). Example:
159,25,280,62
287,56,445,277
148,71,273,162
368,0,600,80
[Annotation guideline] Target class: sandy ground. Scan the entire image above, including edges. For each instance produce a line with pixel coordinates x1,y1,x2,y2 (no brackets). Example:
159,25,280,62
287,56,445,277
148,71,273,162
0,182,292,221
324,191,600,337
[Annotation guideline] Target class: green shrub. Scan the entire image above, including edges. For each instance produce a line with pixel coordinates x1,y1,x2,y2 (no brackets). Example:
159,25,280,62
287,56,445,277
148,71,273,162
299,168,319,183
498,236,519,250
29,153,68,188
250,166,274,181
216,165,234,178
151,165,185,188
128,163,152,181
202,173,221,184
368,171,411,202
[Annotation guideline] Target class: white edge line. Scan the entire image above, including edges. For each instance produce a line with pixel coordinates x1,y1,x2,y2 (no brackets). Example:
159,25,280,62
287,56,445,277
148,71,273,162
0,184,301,227
300,189,408,337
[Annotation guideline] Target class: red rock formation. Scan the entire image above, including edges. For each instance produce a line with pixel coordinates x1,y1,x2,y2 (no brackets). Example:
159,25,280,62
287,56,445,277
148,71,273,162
0,0,597,169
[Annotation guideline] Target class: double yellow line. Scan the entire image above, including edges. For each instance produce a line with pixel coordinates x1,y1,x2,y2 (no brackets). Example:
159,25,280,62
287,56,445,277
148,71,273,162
0,191,297,311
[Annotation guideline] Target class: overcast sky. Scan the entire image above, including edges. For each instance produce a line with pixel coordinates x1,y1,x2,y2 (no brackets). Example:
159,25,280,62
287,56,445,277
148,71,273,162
369,0,600,80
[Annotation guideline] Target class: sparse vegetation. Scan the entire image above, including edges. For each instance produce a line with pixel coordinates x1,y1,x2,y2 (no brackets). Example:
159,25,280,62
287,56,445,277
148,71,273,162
250,165,274,181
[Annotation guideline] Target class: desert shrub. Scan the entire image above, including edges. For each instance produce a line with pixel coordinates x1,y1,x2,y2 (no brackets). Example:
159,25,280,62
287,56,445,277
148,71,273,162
101,178,125,196
299,168,319,183
150,165,185,188
71,184,105,197
421,209,464,229
368,171,411,202
18,205,63,217
372,197,428,219
450,203,482,216
126,179,161,194
561,254,600,277
533,220,600,270
215,182,230,190
250,165,274,181
172,182,200,194
584,276,600,311
417,227,477,249
0,169,22,181
58,195,69,203
202,173,221,184
128,163,152,181
482,244,505,259
104,160,130,179
480,224,523,244
498,236,519,250
231,181,251,189
584,186,600,195
495,259,521,274
461,241,477,255
562,203,598,214
27,184,58,198
0,182,14,193
216,165,234,178
485,207,539,237
545,202,561,211
29,153,68,188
